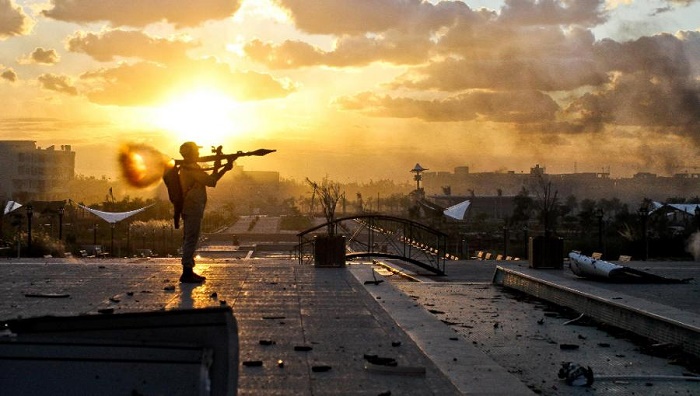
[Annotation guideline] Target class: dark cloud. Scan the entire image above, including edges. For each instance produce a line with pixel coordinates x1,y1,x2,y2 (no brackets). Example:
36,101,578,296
251,0,476,68
595,33,694,78
1,67,17,82
667,0,698,4
566,73,700,133
651,6,674,15
42,0,242,28
245,31,433,69
560,32,700,140
79,58,293,106
274,0,472,35
38,73,78,95
67,30,198,62
498,0,607,27
25,47,60,64
392,55,607,92
259,1,700,149
335,90,559,123
656,0,698,12
9,0,700,174
393,19,605,91
250,2,604,74
438,19,597,60
0,0,33,39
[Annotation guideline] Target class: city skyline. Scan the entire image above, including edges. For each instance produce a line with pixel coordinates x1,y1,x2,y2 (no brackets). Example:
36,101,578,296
2,1,700,186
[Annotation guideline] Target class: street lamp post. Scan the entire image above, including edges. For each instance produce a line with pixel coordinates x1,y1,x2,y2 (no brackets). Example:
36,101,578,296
594,208,604,252
110,223,115,256
523,226,529,259
410,163,428,198
126,224,131,257
58,206,64,240
503,226,509,257
638,204,649,261
26,204,33,252
93,223,98,245
162,226,167,256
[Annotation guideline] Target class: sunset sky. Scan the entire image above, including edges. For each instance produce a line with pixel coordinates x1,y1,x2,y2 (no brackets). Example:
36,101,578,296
2,0,700,186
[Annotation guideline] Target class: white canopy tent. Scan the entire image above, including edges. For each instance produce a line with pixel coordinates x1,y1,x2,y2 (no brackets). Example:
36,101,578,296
650,201,700,216
665,203,700,216
444,200,471,220
73,200,154,255
75,202,154,224
4,201,22,215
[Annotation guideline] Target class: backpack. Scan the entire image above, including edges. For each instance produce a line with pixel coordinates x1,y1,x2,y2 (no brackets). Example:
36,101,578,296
162,164,183,229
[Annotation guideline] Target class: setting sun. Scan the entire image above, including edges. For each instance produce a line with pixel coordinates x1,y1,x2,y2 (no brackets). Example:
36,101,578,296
5,0,700,182
151,89,249,145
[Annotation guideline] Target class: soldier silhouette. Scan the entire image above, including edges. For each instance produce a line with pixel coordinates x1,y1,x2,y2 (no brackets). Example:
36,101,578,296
177,142,233,283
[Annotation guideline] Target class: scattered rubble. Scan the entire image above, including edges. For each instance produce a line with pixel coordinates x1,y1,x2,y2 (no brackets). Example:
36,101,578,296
24,293,69,298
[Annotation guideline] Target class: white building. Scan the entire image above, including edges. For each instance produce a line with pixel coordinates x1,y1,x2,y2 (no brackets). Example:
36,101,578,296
0,141,75,201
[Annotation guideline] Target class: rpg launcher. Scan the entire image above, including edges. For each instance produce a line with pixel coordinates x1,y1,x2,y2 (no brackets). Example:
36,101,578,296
175,146,276,170
165,146,275,228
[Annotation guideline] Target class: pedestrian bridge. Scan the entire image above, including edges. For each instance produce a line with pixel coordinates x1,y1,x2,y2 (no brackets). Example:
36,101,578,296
296,215,452,275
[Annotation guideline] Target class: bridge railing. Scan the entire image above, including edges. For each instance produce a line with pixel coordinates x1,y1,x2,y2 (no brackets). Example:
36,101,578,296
296,215,448,275
296,238,315,265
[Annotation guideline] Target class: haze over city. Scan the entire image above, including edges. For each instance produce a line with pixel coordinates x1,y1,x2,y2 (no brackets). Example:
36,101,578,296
2,0,700,186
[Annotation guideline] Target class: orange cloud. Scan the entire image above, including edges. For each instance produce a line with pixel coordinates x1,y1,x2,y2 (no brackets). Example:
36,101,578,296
19,47,60,65
251,1,700,149
274,0,474,35
79,58,293,106
67,30,198,62
0,0,34,39
335,90,559,123
245,31,433,69
42,0,243,28
38,73,78,95
1,67,17,82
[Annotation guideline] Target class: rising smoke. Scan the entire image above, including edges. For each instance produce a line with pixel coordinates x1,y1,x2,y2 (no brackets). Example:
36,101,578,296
685,231,700,261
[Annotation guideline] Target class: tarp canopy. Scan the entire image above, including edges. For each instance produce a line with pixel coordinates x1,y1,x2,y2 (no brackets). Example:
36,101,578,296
650,201,700,216
4,200,67,216
666,203,700,215
75,201,153,224
444,200,471,220
4,201,22,215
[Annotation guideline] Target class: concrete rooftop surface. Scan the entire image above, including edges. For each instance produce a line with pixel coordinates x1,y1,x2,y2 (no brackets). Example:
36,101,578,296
0,256,699,395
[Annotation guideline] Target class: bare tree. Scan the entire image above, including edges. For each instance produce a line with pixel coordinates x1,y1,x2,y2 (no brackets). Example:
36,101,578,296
306,177,342,236
532,174,559,237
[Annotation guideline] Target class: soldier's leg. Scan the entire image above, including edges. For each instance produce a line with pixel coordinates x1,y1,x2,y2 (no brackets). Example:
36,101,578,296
180,214,205,283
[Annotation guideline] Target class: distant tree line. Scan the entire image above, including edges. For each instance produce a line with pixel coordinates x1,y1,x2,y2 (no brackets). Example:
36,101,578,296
6,171,698,260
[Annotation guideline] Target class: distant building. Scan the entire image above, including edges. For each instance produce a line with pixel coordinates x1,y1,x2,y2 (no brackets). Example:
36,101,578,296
422,164,700,205
0,141,75,201
230,166,280,185
158,164,281,206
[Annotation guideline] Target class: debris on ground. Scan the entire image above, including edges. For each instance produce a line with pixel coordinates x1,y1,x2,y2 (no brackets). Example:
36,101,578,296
24,293,70,298
558,362,594,386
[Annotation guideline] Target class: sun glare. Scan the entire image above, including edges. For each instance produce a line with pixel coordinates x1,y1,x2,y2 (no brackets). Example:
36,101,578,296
151,89,249,145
